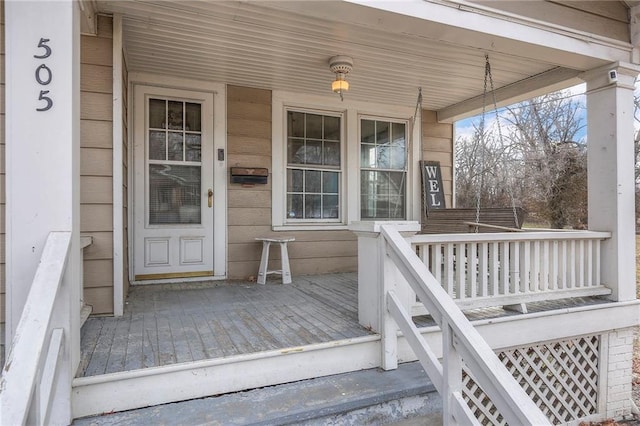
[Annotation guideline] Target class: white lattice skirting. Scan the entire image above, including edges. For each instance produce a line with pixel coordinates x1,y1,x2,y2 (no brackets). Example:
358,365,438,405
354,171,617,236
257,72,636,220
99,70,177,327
463,335,600,425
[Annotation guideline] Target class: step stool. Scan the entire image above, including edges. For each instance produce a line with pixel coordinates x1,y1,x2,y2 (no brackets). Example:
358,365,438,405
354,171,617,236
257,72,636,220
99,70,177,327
255,237,295,284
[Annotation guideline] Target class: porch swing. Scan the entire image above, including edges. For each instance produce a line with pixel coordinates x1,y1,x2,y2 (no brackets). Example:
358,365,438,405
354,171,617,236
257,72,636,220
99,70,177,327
421,55,527,234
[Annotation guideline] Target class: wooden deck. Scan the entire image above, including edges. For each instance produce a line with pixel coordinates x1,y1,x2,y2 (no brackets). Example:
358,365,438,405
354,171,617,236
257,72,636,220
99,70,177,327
78,272,611,378
78,273,372,377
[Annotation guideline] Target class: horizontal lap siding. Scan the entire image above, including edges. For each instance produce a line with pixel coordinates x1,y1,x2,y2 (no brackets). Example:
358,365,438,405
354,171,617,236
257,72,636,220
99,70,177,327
226,86,356,279
81,16,114,315
470,1,629,42
422,110,453,207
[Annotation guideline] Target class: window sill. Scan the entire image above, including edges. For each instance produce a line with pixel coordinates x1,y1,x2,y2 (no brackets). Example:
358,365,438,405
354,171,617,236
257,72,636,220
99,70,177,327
272,224,350,231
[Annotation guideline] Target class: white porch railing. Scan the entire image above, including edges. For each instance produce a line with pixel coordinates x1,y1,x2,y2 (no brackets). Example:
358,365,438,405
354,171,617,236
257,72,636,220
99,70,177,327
409,231,611,312
379,224,550,425
0,232,73,426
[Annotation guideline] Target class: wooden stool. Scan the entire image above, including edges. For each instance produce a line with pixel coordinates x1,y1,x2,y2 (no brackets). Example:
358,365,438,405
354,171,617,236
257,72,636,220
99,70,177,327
255,237,295,284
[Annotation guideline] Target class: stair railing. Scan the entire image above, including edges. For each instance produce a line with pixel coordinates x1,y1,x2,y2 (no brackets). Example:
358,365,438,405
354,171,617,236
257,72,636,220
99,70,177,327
378,224,550,425
0,232,73,425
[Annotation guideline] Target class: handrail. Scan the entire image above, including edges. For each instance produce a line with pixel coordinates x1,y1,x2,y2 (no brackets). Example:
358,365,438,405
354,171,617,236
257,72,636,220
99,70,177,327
380,225,550,424
0,231,72,426
410,230,611,244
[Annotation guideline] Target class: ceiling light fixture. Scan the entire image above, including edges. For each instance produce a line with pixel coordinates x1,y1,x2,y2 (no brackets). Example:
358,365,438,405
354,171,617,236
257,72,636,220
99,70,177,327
328,55,353,101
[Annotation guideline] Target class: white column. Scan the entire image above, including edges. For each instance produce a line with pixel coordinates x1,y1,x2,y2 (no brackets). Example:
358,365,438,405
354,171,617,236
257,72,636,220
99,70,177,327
349,221,420,333
5,0,81,373
582,63,640,301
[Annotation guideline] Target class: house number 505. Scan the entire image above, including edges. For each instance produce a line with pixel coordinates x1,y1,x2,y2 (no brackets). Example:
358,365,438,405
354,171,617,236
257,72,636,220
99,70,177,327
34,38,53,112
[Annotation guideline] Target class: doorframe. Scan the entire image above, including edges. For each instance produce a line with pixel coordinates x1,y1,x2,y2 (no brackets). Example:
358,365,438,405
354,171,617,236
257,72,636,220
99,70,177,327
126,73,227,290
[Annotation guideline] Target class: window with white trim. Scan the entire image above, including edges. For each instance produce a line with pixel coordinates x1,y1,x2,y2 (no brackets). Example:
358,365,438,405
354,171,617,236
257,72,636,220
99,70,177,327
285,110,342,222
360,118,407,219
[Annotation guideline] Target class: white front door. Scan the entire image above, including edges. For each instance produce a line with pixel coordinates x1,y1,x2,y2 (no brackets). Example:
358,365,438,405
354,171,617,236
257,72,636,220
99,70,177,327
133,85,216,281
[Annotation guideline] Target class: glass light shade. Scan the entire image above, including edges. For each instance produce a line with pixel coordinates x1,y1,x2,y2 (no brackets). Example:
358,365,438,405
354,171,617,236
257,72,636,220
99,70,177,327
332,79,349,93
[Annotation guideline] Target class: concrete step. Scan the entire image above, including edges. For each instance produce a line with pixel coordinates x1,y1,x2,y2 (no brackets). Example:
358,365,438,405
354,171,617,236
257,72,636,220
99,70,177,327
72,362,442,425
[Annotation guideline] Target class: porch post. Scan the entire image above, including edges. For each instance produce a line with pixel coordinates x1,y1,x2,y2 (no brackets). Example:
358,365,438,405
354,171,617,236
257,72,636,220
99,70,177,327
349,221,420,333
5,0,81,392
582,63,640,302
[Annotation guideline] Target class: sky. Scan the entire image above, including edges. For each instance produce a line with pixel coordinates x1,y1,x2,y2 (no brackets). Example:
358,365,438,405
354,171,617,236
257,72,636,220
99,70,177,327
454,83,588,144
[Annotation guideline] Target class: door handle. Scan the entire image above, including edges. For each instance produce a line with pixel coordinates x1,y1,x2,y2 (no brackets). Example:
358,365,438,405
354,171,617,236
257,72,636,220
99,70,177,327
208,189,213,208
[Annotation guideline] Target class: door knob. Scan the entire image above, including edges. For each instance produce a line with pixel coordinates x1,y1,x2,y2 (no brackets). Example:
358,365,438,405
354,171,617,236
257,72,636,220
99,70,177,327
208,189,213,208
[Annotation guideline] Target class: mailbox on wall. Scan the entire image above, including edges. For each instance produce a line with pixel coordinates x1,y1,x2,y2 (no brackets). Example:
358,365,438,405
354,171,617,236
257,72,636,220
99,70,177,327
230,167,269,185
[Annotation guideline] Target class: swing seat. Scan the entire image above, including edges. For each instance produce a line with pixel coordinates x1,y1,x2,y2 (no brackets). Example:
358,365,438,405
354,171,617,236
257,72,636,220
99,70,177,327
421,207,527,234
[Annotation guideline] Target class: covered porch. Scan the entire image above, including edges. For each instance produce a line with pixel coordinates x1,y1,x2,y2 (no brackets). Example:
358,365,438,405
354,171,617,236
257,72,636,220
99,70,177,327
3,0,640,424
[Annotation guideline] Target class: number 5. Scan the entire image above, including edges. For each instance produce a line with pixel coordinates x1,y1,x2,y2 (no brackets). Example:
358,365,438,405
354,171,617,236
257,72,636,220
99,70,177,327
36,90,53,111
34,38,51,59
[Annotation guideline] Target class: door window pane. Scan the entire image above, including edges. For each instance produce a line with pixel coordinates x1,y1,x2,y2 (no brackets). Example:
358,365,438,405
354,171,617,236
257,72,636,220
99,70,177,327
149,164,201,224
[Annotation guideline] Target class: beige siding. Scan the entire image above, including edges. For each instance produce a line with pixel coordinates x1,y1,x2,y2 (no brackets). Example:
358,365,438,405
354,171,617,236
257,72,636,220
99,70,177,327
226,86,357,279
81,15,114,315
471,1,629,43
422,110,454,208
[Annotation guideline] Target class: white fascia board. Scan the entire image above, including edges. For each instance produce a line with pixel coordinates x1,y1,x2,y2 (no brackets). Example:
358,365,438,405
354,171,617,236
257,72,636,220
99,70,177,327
343,0,633,68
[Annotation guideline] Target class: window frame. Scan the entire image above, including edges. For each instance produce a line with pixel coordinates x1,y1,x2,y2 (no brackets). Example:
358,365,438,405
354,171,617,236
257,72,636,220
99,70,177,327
272,91,421,231
358,115,410,221
284,108,345,224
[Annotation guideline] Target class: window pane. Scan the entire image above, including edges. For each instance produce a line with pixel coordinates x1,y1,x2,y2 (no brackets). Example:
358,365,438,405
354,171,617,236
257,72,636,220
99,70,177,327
389,171,406,196
168,132,183,161
376,145,390,169
305,194,322,218
185,103,201,132
185,134,201,162
305,140,322,165
305,170,321,193
288,111,305,138
361,144,376,168
361,119,375,144
324,116,340,141
323,195,339,218
288,138,305,164
389,196,405,218
287,194,303,218
323,171,339,194
377,121,390,145
324,141,340,166
149,130,166,160
149,164,201,224
390,143,406,170
149,98,166,129
287,169,303,192
168,101,183,130
306,114,322,139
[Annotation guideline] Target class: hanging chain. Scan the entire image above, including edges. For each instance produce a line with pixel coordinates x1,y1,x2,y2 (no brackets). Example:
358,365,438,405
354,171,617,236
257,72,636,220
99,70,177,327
485,55,520,228
475,56,491,232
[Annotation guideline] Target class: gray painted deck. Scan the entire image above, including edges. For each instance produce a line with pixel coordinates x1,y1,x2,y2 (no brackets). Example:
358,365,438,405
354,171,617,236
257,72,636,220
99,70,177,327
78,272,610,378
78,273,372,377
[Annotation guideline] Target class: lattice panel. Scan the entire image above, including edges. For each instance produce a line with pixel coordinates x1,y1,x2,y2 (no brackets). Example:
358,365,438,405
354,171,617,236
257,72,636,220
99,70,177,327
462,335,600,425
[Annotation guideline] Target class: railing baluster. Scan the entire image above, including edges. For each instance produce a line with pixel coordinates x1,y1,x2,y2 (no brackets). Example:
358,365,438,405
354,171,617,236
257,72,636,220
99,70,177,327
500,241,509,295
510,242,520,294
569,240,576,289
469,243,478,299
445,243,454,296
595,240,601,285
578,240,586,288
456,243,466,299
541,240,549,292
532,240,540,292
586,240,593,287
489,242,499,296
520,241,530,293
560,240,567,289
479,242,489,297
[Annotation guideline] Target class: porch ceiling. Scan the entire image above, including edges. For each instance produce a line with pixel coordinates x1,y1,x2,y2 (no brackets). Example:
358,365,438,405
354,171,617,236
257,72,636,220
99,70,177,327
97,1,624,119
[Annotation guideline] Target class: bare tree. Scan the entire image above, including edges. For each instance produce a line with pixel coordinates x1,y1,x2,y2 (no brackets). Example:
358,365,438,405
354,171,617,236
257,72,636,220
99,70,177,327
455,90,587,229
